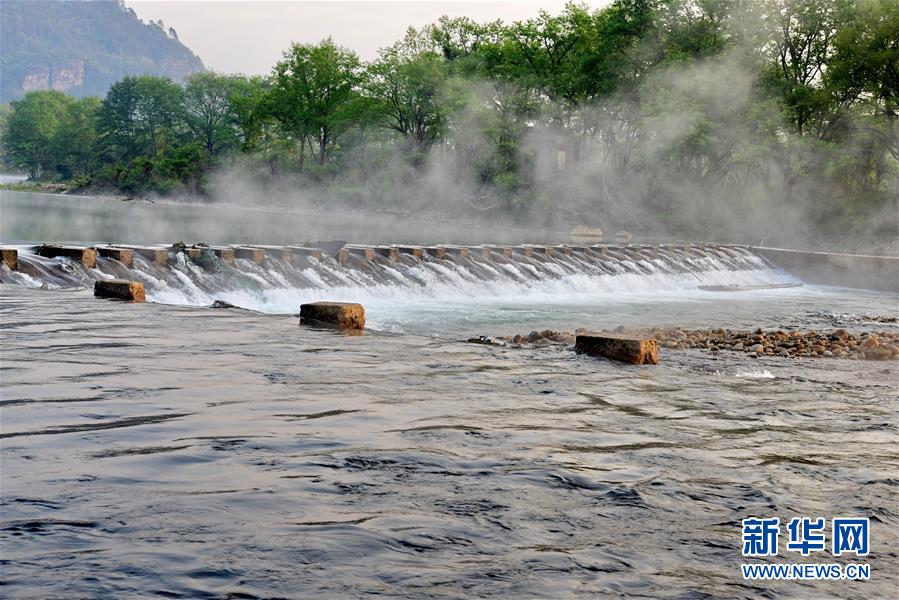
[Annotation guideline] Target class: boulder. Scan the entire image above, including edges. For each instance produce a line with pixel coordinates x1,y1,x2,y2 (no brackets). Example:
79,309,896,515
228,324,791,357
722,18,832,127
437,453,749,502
300,302,365,330
94,279,145,302
575,334,659,365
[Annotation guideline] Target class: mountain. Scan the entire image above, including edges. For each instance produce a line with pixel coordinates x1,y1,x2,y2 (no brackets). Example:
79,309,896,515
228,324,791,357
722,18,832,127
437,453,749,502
1,0,205,102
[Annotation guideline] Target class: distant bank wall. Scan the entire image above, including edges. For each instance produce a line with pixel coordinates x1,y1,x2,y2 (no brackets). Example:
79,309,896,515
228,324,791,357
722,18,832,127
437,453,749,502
753,247,899,292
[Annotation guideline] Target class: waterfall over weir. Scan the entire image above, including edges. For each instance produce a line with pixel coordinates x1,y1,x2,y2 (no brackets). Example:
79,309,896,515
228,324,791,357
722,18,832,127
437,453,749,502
0,243,793,314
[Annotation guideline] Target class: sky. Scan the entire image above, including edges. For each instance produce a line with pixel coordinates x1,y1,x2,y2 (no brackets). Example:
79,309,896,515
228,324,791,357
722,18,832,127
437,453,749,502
127,1,611,75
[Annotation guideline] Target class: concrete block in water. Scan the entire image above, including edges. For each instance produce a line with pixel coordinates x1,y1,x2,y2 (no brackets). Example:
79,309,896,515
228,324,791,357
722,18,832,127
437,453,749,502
37,245,97,268
576,334,659,365
338,248,350,266
396,246,423,259
118,245,169,266
96,247,134,267
300,302,365,329
209,247,235,264
249,245,293,263
233,247,265,265
286,246,323,260
424,246,447,259
374,246,400,261
512,245,534,257
94,279,146,302
346,246,375,260
438,246,469,258
1,248,18,270
533,246,555,257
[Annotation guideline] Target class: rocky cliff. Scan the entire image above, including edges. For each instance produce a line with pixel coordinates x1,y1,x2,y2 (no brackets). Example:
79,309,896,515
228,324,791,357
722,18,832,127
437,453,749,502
1,0,205,102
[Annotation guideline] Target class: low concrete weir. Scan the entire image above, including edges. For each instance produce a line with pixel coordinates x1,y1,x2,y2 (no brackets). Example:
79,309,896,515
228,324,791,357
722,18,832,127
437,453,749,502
6,240,892,305
752,246,899,292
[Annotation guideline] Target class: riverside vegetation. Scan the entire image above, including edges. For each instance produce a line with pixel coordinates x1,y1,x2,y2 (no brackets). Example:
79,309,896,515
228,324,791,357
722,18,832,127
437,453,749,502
1,0,897,246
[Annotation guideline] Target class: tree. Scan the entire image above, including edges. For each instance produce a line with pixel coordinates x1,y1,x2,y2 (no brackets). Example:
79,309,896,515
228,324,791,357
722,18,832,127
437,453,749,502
51,96,101,177
228,75,270,152
368,29,463,151
98,75,182,161
182,72,238,155
4,90,72,178
267,39,369,167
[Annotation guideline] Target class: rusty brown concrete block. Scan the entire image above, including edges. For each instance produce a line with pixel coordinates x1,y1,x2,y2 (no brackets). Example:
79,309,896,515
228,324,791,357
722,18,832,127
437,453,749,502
397,246,423,258
209,247,235,264
234,247,265,265
1,248,18,270
95,247,134,267
575,334,659,365
94,279,146,302
533,246,555,257
374,246,400,260
438,246,469,258
347,246,375,260
37,245,97,268
512,246,534,257
338,248,350,266
300,302,365,329
287,246,323,260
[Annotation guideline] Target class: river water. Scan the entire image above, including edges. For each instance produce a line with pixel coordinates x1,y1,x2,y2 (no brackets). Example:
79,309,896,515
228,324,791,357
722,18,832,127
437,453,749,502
1,194,898,598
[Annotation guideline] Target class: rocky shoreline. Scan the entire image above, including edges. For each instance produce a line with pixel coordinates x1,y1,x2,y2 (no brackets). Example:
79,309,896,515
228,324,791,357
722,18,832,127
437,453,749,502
469,326,899,361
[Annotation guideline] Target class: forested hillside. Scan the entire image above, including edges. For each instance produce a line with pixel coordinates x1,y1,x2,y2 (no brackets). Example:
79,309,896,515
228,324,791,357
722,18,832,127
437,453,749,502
0,0,204,102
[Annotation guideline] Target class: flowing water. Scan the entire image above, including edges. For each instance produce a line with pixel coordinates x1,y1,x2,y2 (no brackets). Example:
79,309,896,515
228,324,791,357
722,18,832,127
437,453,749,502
2,199,898,598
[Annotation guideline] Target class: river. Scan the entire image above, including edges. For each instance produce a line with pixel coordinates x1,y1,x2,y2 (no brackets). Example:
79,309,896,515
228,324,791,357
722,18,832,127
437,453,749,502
1,192,897,598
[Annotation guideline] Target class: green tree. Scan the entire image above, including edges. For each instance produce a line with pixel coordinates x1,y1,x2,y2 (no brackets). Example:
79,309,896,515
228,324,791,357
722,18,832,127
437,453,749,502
4,90,72,178
182,72,238,154
51,96,101,178
98,75,182,161
268,39,369,167
368,29,463,151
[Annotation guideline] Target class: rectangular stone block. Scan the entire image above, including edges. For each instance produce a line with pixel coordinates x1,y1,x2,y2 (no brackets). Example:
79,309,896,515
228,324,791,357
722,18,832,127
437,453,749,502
346,246,375,260
396,246,423,258
210,247,235,264
373,246,400,260
438,246,469,258
1,248,18,270
300,302,365,329
95,247,134,267
94,279,146,302
286,246,323,260
575,334,659,365
423,246,447,259
512,246,534,257
233,247,265,265
37,245,97,268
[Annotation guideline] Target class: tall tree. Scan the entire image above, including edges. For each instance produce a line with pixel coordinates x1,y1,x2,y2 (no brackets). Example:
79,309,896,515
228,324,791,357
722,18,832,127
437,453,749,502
4,90,72,178
268,39,369,167
182,72,238,155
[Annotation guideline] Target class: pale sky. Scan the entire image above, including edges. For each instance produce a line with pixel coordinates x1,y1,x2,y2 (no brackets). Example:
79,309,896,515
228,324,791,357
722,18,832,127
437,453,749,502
126,1,611,75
